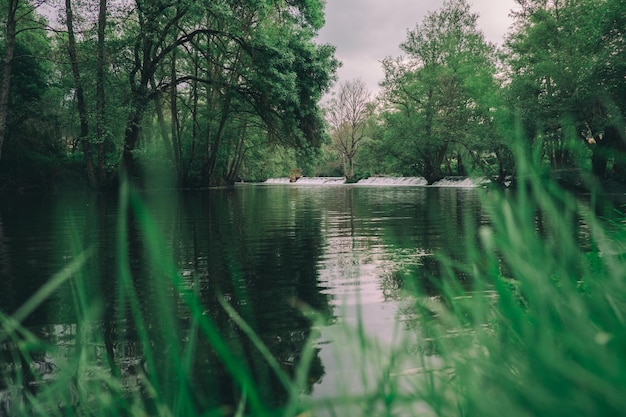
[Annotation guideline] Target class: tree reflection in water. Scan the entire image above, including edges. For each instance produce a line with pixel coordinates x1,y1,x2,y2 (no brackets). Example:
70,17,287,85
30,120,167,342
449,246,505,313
0,185,499,414
0,188,331,414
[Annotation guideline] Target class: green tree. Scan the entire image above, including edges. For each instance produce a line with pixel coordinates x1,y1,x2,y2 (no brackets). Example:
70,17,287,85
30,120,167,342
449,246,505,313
380,0,501,183
325,79,374,181
119,0,192,179
0,0,18,164
65,0,98,188
587,0,626,180
0,2,68,189
506,0,588,169
0,0,48,166
56,0,125,189
504,0,626,180
121,0,337,185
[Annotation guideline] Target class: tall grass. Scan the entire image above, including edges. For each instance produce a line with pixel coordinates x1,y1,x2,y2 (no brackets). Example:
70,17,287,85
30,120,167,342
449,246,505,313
1,151,626,416
0,180,323,417
394,152,626,417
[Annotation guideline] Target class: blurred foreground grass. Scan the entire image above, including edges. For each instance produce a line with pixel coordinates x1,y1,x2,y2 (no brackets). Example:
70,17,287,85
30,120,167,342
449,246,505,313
1,157,625,417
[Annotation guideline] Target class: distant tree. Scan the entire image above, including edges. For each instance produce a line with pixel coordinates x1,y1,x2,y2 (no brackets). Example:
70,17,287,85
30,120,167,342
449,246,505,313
380,0,501,183
325,79,374,181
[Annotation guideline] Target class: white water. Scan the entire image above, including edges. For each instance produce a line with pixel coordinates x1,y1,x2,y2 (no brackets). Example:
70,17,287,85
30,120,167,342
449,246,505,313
264,176,490,187
264,176,346,185
296,177,346,185
355,176,427,186
264,177,292,184
430,176,491,187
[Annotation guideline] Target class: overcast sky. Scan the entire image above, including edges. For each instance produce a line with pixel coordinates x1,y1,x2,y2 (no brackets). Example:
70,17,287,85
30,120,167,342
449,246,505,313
316,0,518,96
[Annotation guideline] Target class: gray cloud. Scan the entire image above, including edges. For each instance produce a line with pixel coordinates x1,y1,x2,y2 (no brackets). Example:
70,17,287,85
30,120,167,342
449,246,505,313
317,0,517,94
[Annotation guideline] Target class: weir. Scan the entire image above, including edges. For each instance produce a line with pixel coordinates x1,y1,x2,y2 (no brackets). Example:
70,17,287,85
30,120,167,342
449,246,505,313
265,177,346,185
264,176,490,187
355,176,427,186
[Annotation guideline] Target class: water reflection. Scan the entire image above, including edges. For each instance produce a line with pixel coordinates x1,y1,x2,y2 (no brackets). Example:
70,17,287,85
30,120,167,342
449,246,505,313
0,185,492,413
300,186,490,405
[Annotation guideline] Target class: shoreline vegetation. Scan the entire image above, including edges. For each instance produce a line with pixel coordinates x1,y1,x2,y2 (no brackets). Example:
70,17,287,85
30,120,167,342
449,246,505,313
1,153,626,416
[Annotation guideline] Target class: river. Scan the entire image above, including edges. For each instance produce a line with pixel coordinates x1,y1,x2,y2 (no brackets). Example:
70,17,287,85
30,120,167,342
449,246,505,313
0,181,491,414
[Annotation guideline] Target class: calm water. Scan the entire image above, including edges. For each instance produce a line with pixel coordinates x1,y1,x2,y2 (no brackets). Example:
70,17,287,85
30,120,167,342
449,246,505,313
0,184,490,412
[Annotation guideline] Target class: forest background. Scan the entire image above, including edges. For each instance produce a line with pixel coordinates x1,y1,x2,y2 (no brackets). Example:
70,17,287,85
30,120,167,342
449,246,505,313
0,0,624,191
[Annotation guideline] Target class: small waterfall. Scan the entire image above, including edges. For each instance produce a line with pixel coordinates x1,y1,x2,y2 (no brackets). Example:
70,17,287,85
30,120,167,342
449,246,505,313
264,178,292,184
355,176,427,186
430,177,490,187
293,177,346,185
264,176,490,187
264,177,346,185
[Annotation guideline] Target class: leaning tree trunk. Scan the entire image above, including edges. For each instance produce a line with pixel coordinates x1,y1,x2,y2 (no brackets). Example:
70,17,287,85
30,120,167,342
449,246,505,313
0,0,18,163
66,0,98,189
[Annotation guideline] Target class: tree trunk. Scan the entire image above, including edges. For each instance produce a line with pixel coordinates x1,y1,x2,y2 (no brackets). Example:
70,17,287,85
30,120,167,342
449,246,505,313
424,143,448,184
187,55,200,184
344,156,354,182
170,48,183,182
226,122,248,184
151,76,175,165
0,0,18,163
605,125,626,181
121,92,148,178
206,97,231,184
119,4,152,180
96,0,107,185
457,152,466,176
66,0,98,189
591,140,609,179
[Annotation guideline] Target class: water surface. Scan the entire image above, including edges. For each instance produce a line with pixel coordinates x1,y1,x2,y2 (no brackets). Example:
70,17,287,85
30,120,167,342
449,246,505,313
0,184,489,411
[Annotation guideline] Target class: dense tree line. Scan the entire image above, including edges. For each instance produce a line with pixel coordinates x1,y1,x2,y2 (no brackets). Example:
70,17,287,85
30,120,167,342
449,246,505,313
328,0,625,187
0,0,338,190
1,0,624,190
